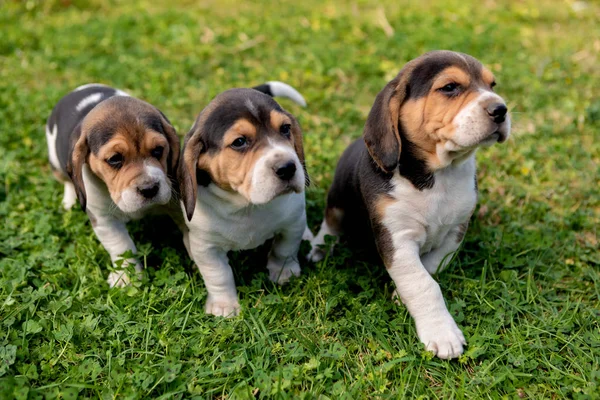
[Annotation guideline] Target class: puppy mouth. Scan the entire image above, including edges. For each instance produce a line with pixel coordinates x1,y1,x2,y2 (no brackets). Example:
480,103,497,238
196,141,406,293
117,198,158,213
268,180,304,201
114,186,171,213
278,182,303,196
480,124,509,145
480,131,500,145
288,179,305,194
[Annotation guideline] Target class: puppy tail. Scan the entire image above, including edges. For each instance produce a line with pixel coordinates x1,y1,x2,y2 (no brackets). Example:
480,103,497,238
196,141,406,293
252,81,307,107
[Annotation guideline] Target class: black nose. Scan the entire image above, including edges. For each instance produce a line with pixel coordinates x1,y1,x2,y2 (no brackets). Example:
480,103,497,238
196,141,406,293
487,103,508,123
138,183,159,199
274,161,297,181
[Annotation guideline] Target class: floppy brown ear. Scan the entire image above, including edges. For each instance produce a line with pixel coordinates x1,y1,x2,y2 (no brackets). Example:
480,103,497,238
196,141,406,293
66,123,89,211
363,74,409,173
157,110,180,176
178,126,204,221
290,117,310,187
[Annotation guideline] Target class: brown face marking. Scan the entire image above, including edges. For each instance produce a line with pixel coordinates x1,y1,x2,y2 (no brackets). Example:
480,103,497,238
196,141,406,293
197,112,302,199
270,109,306,172
87,123,170,204
68,96,178,210
269,110,291,132
482,67,495,88
178,87,306,219
398,64,488,169
196,118,266,197
363,51,502,182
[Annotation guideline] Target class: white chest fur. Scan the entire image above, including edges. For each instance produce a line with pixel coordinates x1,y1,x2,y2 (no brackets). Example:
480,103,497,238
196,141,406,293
384,156,477,254
185,185,306,252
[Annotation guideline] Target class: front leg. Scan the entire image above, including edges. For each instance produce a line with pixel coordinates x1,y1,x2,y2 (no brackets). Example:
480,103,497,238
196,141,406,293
189,243,239,317
421,225,465,275
267,211,307,284
308,206,344,262
385,239,466,359
91,216,142,288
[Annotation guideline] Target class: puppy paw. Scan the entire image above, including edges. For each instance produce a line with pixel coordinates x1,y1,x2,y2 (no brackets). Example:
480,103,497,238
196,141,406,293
307,246,325,263
416,316,466,360
62,183,77,210
302,226,315,241
107,270,132,288
205,296,240,318
267,257,301,285
62,197,76,210
107,265,143,288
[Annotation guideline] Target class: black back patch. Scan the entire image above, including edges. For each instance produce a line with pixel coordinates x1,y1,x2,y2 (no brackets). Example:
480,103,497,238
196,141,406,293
48,85,119,173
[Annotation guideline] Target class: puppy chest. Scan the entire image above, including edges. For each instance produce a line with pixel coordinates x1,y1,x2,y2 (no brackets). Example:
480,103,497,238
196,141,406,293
226,213,282,250
189,192,305,251
387,167,477,251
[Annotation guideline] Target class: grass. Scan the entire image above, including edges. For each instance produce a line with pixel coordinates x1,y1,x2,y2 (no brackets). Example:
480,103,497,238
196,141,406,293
0,0,599,398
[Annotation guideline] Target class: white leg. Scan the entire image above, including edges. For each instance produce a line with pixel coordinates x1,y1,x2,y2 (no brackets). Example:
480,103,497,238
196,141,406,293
190,244,239,317
421,232,462,275
389,241,466,359
308,219,340,262
92,218,142,288
267,213,306,284
62,181,77,210
302,225,315,241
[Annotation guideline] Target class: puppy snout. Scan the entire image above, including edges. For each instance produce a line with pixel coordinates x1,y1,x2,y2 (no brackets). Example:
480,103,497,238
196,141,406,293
274,161,297,181
486,103,508,124
138,182,160,199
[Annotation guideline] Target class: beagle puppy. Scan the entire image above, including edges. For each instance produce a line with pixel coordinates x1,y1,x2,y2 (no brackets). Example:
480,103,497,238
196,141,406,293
46,84,182,287
178,83,308,317
309,51,511,359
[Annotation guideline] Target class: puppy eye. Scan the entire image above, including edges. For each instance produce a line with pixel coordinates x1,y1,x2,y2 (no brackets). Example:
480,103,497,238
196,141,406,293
280,124,291,138
231,137,248,150
438,82,460,93
151,146,164,159
490,81,497,90
106,153,124,169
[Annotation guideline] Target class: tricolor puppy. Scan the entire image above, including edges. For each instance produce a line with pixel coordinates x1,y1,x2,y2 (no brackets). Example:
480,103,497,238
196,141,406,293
46,84,181,287
178,82,308,317
309,51,511,359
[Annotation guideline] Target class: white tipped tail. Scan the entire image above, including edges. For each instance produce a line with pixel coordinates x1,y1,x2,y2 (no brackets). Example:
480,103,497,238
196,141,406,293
265,81,307,107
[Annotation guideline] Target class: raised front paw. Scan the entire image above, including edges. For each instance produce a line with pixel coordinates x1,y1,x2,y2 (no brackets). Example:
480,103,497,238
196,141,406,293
267,257,301,285
205,295,240,318
416,316,466,359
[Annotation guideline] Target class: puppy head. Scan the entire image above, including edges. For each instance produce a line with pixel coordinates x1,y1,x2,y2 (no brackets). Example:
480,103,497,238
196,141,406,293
364,50,511,172
66,96,180,213
179,88,307,220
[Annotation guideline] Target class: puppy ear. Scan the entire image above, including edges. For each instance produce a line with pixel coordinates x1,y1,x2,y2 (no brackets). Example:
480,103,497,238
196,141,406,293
66,123,89,211
178,124,204,221
157,110,180,176
363,74,409,173
290,117,310,187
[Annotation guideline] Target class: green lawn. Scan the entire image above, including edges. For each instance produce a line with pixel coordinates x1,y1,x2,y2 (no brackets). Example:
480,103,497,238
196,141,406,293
1,0,599,398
